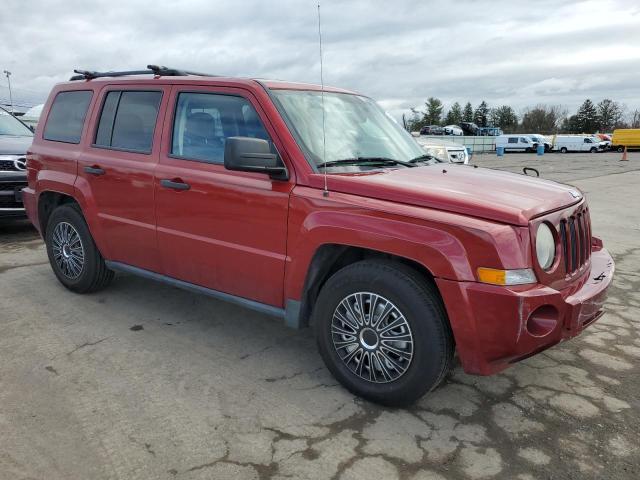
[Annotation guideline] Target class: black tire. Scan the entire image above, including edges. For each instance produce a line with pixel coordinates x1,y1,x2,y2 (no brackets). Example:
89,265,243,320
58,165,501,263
560,147,568,153
616,146,624,153
45,204,114,293
312,260,454,406
590,147,597,153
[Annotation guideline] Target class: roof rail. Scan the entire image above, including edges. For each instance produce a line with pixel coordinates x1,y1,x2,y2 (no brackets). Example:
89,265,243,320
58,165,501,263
69,65,218,81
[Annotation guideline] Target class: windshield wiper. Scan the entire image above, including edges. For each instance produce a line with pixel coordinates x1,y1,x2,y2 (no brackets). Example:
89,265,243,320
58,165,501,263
316,156,416,169
408,153,441,164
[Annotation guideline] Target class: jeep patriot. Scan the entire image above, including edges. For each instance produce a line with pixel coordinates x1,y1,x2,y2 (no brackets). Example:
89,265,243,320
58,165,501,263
23,66,614,405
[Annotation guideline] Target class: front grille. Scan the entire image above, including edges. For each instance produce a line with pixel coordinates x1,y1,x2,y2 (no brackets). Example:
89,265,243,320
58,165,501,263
449,151,466,163
559,207,591,274
0,159,19,171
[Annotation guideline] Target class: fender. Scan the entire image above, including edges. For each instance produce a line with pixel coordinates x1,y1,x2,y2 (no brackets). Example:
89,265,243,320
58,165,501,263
284,186,532,305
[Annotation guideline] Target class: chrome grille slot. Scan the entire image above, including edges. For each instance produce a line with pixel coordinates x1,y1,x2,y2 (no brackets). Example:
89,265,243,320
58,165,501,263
559,220,569,272
559,206,591,275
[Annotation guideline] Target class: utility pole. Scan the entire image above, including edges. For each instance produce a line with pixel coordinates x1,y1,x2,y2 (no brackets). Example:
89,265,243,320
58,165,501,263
3,70,13,114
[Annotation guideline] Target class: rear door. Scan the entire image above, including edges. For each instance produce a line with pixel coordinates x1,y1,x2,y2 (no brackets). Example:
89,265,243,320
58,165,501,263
154,85,293,307
76,86,169,272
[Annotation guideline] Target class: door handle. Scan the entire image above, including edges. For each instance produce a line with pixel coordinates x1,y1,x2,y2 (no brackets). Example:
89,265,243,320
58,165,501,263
160,179,190,191
84,165,105,176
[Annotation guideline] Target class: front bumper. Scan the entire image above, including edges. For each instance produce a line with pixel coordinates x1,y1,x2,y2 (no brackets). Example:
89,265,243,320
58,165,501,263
437,246,614,375
0,172,27,218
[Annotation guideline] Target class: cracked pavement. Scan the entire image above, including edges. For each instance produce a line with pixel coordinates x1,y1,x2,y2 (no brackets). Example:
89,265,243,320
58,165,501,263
1,151,638,479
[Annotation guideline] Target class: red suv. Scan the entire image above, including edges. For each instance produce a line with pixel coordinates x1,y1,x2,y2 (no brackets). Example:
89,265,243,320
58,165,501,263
23,66,614,406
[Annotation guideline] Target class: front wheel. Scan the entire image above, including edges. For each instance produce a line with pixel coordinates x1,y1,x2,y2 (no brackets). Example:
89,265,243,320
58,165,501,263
313,260,454,406
590,147,598,153
45,204,114,293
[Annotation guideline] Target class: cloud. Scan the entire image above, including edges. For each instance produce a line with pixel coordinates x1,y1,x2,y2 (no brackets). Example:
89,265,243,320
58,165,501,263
1,0,639,119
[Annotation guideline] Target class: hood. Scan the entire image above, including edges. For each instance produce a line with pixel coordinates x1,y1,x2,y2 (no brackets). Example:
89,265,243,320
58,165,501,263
314,165,581,226
0,135,33,155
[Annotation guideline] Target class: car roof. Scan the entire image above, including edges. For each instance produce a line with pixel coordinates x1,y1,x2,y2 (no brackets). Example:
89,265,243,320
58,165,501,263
59,75,360,95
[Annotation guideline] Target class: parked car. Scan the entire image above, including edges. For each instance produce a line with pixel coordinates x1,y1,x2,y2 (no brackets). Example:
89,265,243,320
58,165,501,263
20,104,44,129
419,125,444,135
0,106,33,218
415,137,469,164
611,129,640,152
495,135,537,152
443,124,463,136
524,134,552,152
460,122,479,135
24,66,614,406
554,135,606,153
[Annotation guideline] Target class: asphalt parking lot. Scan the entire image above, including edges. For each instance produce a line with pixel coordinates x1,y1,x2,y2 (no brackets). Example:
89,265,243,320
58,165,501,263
1,151,639,480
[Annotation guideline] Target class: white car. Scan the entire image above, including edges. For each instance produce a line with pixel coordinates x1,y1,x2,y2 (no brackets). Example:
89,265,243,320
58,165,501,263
415,137,469,164
444,125,463,136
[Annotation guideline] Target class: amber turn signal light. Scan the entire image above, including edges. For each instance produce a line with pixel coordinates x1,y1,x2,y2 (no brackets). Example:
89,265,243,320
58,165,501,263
477,267,536,286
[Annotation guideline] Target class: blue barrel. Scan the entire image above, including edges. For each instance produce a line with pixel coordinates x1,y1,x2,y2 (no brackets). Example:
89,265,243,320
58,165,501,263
536,144,544,156
496,146,504,157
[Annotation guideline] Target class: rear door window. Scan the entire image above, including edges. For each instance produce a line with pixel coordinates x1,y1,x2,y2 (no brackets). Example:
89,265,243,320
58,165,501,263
171,92,271,164
43,90,93,143
508,137,518,144
94,91,162,153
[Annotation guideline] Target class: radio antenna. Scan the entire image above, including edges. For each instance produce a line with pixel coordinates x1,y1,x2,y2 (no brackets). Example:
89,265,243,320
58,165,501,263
317,3,328,197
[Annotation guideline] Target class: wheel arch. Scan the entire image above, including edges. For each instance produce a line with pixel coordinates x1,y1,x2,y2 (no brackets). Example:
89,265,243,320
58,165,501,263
38,190,80,237
296,243,441,329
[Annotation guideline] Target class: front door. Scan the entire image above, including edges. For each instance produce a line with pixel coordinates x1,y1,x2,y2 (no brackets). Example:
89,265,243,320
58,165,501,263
154,86,293,307
77,86,169,272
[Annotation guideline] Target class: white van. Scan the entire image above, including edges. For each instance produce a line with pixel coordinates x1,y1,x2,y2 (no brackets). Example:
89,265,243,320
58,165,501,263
495,135,537,152
554,135,605,153
523,134,551,152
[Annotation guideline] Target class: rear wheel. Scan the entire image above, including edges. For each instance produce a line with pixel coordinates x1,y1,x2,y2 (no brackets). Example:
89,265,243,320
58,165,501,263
313,260,454,406
45,204,114,293
560,147,568,153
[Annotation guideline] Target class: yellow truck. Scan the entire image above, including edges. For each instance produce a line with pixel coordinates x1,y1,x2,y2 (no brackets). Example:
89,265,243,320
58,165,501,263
611,129,640,152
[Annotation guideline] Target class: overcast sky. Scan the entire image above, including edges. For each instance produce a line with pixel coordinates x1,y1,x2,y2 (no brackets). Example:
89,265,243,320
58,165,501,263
1,0,639,119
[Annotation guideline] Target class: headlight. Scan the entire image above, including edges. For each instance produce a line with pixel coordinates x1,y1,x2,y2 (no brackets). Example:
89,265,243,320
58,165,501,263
536,223,556,270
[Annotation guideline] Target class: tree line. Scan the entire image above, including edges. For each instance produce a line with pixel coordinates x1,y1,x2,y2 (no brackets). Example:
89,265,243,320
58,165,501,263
406,98,640,134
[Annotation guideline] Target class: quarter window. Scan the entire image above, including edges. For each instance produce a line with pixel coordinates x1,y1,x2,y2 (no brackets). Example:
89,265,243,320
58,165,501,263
94,91,162,153
43,90,93,144
171,92,271,164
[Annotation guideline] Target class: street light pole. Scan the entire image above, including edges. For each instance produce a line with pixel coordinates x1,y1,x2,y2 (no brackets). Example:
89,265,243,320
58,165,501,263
3,70,13,114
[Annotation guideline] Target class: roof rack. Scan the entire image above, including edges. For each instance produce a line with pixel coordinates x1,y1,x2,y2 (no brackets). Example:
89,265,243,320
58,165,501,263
69,64,218,81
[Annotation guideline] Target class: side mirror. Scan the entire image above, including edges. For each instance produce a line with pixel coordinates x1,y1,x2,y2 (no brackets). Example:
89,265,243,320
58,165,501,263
224,137,288,180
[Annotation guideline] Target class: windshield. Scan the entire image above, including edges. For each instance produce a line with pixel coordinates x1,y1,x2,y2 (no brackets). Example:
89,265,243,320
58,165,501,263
0,109,33,137
271,90,426,170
